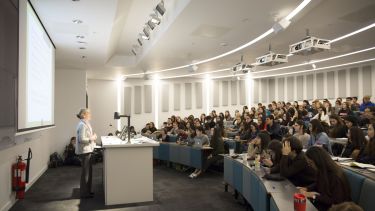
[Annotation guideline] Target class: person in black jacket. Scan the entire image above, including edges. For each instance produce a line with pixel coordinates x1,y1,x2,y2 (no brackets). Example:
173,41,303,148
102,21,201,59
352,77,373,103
265,115,281,140
280,136,316,187
300,146,351,211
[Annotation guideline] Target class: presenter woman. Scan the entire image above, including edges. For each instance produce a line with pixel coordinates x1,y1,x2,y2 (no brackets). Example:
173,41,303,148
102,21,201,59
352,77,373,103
76,108,97,198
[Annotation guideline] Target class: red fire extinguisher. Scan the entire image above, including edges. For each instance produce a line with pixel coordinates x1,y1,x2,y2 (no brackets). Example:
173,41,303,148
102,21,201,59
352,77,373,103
12,148,32,199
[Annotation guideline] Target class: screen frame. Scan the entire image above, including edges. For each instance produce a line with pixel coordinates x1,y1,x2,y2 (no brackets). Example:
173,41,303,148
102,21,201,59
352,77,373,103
16,0,56,133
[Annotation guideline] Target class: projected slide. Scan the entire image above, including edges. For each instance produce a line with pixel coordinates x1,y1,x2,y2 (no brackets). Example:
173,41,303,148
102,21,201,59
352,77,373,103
18,1,55,132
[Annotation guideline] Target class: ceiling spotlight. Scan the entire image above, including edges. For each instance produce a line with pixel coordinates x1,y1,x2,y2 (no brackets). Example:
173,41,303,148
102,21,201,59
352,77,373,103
139,33,149,40
81,55,86,59
137,38,143,46
77,41,87,44
156,1,166,16
76,35,84,39
72,19,83,24
150,14,161,25
147,20,156,30
79,47,86,50
143,27,150,37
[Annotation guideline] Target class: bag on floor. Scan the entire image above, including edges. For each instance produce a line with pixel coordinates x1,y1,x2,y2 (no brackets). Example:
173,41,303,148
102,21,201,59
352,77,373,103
49,152,64,168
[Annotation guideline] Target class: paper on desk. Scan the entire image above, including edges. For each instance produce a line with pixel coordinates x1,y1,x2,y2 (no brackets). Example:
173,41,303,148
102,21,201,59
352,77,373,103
342,162,375,169
331,157,352,162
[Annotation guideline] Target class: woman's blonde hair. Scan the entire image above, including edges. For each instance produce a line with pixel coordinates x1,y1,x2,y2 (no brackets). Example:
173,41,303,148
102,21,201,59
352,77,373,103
77,108,90,119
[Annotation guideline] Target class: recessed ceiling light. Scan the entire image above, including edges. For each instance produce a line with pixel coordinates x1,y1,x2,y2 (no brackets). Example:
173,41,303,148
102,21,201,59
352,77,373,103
81,56,86,59
76,35,85,39
72,0,80,1
72,19,83,24
79,47,86,50
220,42,228,46
77,41,86,44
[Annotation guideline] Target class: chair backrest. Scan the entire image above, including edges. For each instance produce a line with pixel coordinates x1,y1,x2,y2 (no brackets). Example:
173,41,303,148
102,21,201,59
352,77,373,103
343,168,366,203
358,178,375,211
168,135,178,142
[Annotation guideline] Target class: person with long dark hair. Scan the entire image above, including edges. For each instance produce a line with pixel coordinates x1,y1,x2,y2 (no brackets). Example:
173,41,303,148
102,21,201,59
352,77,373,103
293,120,310,148
300,146,351,211
308,119,333,154
263,140,282,174
328,114,347,138
247,131,271,159
189,123,225,179
357,122,375,164
342,127,366,159
279,136,316,187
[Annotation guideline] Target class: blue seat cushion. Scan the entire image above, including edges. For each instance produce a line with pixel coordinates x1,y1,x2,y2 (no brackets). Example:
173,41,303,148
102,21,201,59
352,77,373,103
359,179,375,211
343,168,365,203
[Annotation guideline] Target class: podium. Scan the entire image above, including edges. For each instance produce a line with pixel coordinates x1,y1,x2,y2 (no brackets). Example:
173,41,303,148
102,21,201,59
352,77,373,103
101,136,159,205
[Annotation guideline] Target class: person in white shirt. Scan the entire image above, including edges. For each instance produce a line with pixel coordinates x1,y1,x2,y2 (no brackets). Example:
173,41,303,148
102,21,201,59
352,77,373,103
312,107,330,126
76,108,97,198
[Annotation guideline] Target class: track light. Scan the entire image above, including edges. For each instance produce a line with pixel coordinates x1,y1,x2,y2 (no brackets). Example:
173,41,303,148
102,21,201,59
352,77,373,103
150,13,161,25
143,27,150,37
147,20,156,30
156,1,166,16
139,33,149,40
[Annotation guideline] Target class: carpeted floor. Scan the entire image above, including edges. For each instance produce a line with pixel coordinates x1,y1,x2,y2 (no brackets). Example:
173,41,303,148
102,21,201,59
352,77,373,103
10,163,246,211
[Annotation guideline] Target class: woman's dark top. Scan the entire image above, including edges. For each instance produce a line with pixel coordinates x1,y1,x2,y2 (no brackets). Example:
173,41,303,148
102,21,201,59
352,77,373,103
279,152,316,187
356,146,375,165
210,137,224,156
329,125,347,138
341,142,359,158
307,172,351,211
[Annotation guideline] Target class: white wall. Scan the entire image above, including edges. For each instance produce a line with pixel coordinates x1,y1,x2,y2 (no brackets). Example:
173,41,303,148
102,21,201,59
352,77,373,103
52,68,87,153
253,63,375,105
87,78,246,133
0,68,86,211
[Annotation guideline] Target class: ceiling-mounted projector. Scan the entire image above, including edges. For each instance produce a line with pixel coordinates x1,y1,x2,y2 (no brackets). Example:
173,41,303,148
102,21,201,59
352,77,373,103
289,36,330,56
232,55,254,74
255,51,288,66
232,63,254,74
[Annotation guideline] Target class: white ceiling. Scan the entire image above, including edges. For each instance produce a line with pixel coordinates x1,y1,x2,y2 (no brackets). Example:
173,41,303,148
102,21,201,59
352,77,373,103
31,0,375,80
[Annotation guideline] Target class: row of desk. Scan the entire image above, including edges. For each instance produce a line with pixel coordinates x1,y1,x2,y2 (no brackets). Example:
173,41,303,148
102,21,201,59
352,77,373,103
152,143,317,211
223,155,317,211
153,142,212,169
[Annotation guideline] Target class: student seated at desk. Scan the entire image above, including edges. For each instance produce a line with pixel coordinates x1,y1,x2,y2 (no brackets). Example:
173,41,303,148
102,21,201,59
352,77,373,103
293,120,310,148
342,127,366,159
265,115,282,141
157,128,170,142
263,140,282,174
247,131,271,159
141,123,153,136
329,114,347,138
356,122,375,165
280,136,316,187
189,123,225,179
300,146,351,211
187,126,209,147
308,119,333,155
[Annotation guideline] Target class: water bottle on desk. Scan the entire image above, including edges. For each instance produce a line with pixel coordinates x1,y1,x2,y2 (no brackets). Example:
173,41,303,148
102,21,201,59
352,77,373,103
254,154,261,171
